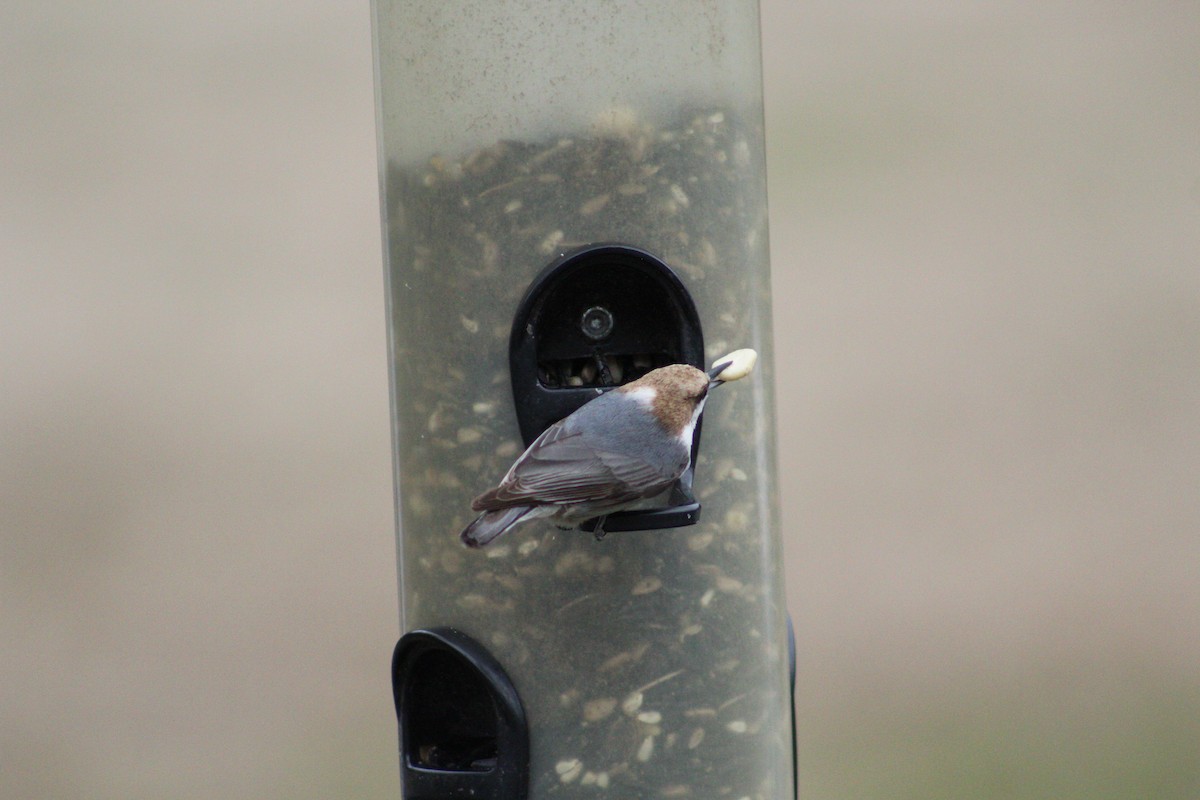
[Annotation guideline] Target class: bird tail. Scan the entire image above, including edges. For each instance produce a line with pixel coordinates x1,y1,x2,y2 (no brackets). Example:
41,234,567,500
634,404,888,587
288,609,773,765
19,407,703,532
460,506,536,548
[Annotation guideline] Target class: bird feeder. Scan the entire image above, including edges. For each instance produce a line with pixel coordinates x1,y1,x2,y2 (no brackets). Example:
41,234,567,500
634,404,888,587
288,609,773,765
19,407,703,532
371,3,793,798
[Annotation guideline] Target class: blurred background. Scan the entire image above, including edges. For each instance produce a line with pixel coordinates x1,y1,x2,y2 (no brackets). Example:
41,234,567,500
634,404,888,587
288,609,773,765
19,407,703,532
2,2,1197,798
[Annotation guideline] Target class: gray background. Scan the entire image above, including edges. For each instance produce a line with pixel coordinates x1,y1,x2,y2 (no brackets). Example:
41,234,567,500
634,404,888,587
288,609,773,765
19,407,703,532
3,3,1197,798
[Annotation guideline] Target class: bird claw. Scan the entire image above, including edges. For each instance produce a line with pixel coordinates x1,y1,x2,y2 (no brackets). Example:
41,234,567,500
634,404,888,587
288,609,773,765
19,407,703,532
591,516,609,541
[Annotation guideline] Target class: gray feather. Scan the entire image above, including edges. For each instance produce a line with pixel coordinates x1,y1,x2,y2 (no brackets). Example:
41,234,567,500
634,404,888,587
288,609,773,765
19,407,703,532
460,506,538,548
472,391,689,513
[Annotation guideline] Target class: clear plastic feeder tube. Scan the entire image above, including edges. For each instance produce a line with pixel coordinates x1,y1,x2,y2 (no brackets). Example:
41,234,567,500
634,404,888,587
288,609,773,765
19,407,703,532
373,2,791,797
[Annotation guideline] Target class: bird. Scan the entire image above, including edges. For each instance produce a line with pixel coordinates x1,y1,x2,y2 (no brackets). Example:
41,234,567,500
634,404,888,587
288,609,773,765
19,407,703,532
459,350,756,548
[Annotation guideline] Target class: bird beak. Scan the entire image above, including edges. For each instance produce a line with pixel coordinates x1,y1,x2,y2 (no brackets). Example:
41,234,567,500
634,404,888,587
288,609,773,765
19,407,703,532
706,360,732,386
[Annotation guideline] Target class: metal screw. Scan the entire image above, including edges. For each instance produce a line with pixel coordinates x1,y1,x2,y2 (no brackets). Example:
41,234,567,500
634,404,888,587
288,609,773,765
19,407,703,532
580,306,614,341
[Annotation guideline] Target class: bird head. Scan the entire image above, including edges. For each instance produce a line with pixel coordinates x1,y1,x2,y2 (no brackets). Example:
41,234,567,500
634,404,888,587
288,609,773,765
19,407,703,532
619,364,714,444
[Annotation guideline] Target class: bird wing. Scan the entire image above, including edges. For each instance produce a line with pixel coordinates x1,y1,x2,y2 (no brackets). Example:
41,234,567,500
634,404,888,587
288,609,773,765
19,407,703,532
471,422,678,511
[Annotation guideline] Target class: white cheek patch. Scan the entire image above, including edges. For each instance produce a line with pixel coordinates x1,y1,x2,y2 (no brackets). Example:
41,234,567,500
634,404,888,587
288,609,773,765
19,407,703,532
624,385,657,409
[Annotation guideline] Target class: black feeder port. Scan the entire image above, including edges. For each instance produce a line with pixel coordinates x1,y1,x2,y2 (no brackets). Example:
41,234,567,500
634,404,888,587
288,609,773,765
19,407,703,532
392,628,529,799
508,244,706,532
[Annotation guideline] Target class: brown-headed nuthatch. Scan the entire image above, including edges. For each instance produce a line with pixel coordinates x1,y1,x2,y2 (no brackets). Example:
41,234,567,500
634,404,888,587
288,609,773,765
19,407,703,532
460,349,756,547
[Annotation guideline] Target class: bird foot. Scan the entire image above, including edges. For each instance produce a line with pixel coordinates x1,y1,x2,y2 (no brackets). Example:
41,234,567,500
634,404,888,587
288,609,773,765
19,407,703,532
591,516,609,541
